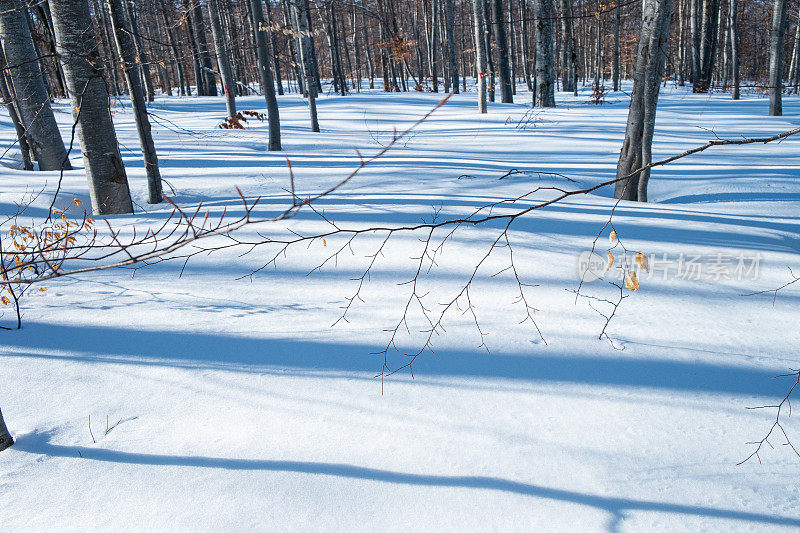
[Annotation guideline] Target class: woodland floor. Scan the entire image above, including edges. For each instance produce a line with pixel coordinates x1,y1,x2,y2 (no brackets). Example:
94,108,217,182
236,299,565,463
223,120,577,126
1,81,800,531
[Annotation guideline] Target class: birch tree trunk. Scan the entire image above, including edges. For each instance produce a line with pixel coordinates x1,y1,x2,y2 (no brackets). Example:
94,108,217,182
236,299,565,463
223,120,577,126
0,0,70,171
249,0,281,151
614,0,673,202
107,0,162,204
431,0,440,92
493,0,513,102
768,0,787,116
472,0,488,112
533,0,555,106
0,408,12,452
49,0,133,215
208,0,236,118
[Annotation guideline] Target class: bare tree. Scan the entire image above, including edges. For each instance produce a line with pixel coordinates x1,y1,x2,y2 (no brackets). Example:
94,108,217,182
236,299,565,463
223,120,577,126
0,0,70,171
49,0,134,215
534,0,555,107
249,0,282,151
768,0,787,116
208,0,237,118
614,0,674,201
493,0,513,102
472,0,488,112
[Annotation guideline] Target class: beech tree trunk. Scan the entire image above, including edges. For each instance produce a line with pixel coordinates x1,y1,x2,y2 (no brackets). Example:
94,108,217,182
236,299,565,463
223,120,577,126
559,0,576,95
0,408,12,452
729,0,740,99
472,0,488,112
290,0,319,132
208,0,236,118
533,0,555,106
107,0,162,204
445,0,458,93
694,0,719,92
768,0,787,116
615,0,673,202
49,0,133,215
0,0,70,171
249,0,281,151
491,0,513,102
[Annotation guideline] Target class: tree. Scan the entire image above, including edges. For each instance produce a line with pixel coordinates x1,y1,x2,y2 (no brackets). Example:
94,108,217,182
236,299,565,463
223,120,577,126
493,0,513,102
559,0,577,95
249,0,282,151
0,0,70,171
615,0,674,202
533,0,555,107
768,0,787,116
694,0,719,92
0,408,12,452
49,0,134,215
471,0,488,113
107,0,163,204
289,0,320,132
208,0,237,118
729,0,740,100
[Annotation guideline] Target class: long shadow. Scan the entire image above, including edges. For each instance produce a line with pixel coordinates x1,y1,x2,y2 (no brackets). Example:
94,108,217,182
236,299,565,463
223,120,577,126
12,431,800,529
4,322,792,398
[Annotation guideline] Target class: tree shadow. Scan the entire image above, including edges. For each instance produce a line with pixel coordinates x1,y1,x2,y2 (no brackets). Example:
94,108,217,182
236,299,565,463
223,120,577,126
12,430,800,530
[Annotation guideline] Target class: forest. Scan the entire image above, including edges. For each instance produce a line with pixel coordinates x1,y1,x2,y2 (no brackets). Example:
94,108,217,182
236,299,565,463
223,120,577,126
1,0,800,530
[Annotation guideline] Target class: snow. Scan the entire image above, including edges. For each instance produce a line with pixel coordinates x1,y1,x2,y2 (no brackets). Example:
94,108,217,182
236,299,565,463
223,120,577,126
1,81,800,530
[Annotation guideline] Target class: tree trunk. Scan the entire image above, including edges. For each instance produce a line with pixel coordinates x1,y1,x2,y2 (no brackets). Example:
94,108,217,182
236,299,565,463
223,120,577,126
694,0,719,92
124,1,155,101
768,0,787,116
0,408,12,452
729,0,739,99
472,0,488,112
615,0,673,202
207,0,236,118
0,0,70,171
249,0,281,151
290,0,319,132
689,0,700,83
159,0,186,96
49,0,133,215
264,0,284,95
493,0,513,102
613,0,620,91
192,0,218,96
520,0,533,91
431,0,440,92
107,0,162,204
558,0,576,94
533,0,555,106
445,0,458,93
0,59,33,170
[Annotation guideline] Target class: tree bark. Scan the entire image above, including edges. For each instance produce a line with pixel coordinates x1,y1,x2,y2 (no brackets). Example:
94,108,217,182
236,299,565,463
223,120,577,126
533,0,555,106
290,0,320,131
159,0,186,96
493,0,513,102
0,58,33,170
249,0,281,150
472,0,488,112
558,0,576,94
124,1,154,101
192,0,218,96
694,0,719,92
445,0,458,93
613,0,620,91
49,0,133,215
729,0,739,99
208,0,236,118
615,0,673,202
0,0,70,171
0,408,12,452
768,0,787,116
107,0,162,204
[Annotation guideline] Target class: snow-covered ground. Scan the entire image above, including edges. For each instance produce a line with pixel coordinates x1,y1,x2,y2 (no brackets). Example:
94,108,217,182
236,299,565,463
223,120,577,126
2,81,800,531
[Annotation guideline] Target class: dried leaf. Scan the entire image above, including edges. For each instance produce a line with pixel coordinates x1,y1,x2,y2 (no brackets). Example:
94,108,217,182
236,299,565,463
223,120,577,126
635,251,649,272
605,251,615,272
624,271,639,291
609,230,617,243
